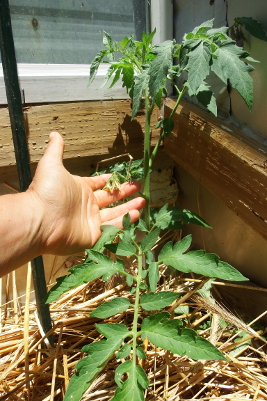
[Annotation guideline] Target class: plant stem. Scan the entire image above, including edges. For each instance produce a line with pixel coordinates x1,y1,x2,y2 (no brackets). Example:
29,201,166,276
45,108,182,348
171,85,186,117
149,129,165,169
131,253,143,363
149,86,186,169
143,88,154,229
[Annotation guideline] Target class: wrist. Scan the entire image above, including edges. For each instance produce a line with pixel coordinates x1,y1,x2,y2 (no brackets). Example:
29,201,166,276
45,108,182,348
0,190,45,276
25,187,50,256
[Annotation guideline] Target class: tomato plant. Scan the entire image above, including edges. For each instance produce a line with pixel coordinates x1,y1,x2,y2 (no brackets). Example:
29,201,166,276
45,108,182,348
46,19,260,401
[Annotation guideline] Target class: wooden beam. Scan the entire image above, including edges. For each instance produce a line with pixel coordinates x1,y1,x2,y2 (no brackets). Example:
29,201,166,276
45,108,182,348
164,98,267,241
0,99,160,168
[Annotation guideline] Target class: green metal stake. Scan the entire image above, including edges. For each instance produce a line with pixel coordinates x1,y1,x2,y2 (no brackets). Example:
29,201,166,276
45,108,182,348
0,0,53,345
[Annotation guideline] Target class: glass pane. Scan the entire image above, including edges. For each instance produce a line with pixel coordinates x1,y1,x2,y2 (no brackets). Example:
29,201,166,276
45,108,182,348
7,0,148,64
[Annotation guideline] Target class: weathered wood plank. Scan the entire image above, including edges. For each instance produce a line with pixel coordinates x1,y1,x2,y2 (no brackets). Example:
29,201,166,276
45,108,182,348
164,98,267,241
0,99,160,167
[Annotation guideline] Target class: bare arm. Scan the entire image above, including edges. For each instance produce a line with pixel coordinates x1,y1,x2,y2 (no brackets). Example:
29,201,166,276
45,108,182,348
0,132,145,277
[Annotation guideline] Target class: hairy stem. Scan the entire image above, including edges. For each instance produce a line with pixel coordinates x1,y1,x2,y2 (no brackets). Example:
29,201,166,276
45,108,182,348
149,129,165,169
132,253,143,363
143,89,154,229
149,86,186,169
171,85,186,116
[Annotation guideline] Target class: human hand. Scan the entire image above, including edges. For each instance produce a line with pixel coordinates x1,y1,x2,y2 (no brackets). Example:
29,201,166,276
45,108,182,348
28,132,145,256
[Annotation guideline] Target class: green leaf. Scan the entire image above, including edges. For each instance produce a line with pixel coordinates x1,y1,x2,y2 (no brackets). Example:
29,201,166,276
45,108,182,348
105,242,136,257
141,313,225,361
142,28,156,48
207,26,229,38
140,291,180,311
120,36,131,50
149,40,174,101
174,304,189,315
109,66,123,88
111,361,148,401
159,234,192,257
132,69,149,119
192,19,214,35
148,262,160,292
100,63,118,88
172,207,211,228
187,80,217,116
126,274,134,286
158,235,248,281
196,278,215,303
245,56,260,63
186,42,212,93
88,49,108,86
141,312,170,328
45,254,124,303
96,323,129,339
90,298,131,319
103,31,115,59
136,219,148,232
114,360,132,388
155,87,165,108
116,343,132,359
86,250,124,269
229,331,251,357
152,205,210,230
121,63,135,93
181,38,202,52
196,84,217,116
130,159,144,180
136,346,146,359
140,270,147,280
123,213,132,231
139,282,148,290
146,250,153,264
162,117,175,137
91,225,121,253
64,337,123,401
152,204,183,230
218,260,248,281
140,228,161,252
135,365,150,389
236,17,267,42
211,42,254,110
120,227,136,244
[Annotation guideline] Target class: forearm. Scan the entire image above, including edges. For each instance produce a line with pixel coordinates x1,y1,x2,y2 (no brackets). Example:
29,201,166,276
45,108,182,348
0,191,43,277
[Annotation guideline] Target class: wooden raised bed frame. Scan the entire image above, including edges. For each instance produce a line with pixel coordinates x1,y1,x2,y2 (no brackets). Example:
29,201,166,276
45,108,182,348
1,96,267,241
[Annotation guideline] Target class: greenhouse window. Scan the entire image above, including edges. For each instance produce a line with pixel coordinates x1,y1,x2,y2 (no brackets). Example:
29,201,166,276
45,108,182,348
0,0,150,104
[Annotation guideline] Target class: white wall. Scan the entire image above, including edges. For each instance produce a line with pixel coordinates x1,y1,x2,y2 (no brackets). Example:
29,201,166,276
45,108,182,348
227,0,267,141
176,165,267,287
173,0,267,287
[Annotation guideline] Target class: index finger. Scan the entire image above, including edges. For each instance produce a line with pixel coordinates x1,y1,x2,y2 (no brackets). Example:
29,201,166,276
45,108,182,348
94,181,142,208
81,174,112,191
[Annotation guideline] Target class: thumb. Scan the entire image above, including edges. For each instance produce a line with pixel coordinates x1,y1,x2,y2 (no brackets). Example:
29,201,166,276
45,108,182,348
43,131,65,164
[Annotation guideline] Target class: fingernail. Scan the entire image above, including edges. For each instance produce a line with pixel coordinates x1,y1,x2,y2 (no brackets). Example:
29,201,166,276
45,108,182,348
49,132,57,140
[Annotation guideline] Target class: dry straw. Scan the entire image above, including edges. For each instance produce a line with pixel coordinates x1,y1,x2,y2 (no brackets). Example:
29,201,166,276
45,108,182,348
1,253,267,400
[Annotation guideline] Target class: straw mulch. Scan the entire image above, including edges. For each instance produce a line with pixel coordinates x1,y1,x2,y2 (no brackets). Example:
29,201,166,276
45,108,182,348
1,252,267,401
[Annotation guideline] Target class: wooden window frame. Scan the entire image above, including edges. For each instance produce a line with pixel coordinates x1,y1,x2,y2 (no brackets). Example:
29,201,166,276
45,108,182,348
0,63,128,105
